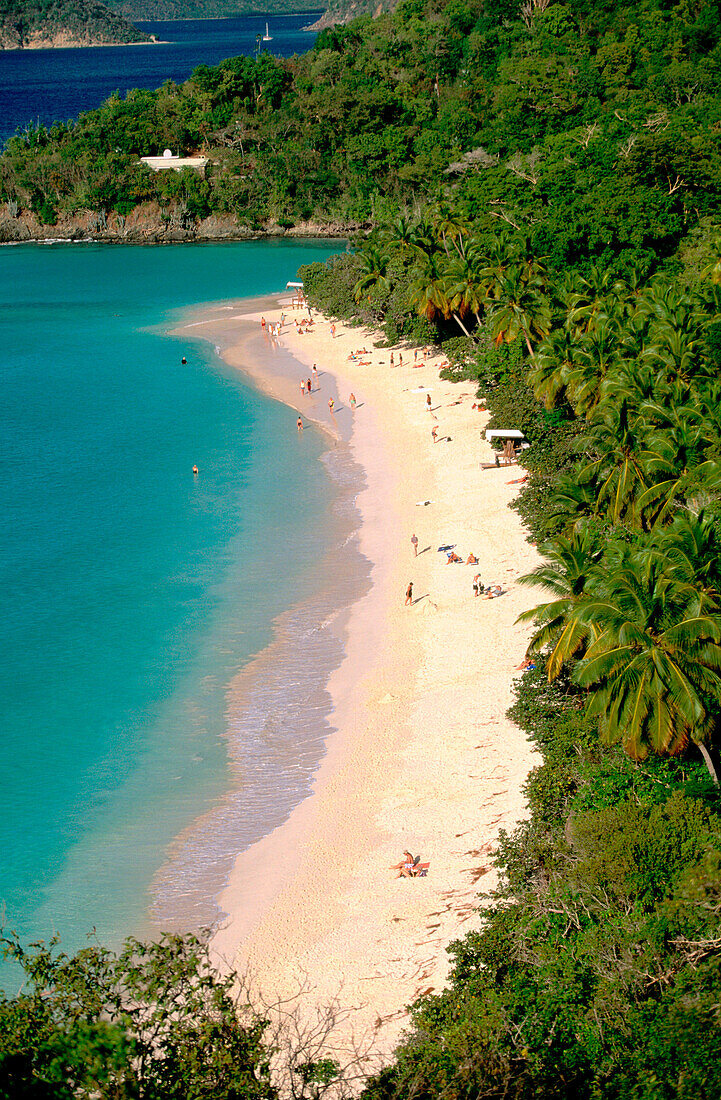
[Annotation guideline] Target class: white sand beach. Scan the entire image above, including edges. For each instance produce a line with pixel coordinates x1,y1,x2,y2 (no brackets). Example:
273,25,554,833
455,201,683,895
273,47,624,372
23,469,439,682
182,296,542,1066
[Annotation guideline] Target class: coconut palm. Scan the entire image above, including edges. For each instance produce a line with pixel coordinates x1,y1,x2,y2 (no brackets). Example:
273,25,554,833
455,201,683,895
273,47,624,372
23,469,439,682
564,265,626,335
488,269,551,357
516,526,604,678
655,511,721,613
407,250,450,322
541,470,600,536
563,320,623,416
352,245,391,304
443,252,487,337
637,426,721,529
578,399,652,525
530,326,576,409
428,200,469,258
573,548,721,783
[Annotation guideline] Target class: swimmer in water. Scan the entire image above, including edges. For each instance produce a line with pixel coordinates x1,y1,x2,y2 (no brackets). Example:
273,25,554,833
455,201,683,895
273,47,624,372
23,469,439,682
297,416,303,432
192,465,199,475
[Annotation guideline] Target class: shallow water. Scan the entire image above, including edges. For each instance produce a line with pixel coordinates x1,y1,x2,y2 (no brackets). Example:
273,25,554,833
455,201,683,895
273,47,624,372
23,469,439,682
1,238,358,976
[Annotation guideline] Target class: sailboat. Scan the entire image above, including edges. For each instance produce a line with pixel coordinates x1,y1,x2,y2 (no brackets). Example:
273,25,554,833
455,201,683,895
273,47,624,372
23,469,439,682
262,22,272,41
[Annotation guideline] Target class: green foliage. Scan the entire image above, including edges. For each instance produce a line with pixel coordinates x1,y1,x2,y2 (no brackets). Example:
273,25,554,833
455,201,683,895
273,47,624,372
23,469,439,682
0,931,275,1100
0,0,151,48
3,0,719,247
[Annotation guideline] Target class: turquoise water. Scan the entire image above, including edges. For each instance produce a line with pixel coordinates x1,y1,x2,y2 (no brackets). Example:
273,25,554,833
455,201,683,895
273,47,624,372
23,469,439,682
0,239,343,970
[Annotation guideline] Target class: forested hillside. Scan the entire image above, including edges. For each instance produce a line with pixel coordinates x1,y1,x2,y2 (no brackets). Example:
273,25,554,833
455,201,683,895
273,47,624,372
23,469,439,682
106,0,318,22
0,0,151,48
1,0,718,249
2,1,721,1096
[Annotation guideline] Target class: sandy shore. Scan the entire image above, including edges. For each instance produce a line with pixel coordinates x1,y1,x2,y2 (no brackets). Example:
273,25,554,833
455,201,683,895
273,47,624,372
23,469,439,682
178,297,541,1069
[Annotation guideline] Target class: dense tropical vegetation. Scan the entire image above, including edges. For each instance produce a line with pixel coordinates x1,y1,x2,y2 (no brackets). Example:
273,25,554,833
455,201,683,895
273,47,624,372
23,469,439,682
2,0,721,1094
0,0,151,48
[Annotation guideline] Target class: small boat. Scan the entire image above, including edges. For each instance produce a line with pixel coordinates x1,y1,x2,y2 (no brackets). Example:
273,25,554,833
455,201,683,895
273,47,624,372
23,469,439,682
262,22,272,41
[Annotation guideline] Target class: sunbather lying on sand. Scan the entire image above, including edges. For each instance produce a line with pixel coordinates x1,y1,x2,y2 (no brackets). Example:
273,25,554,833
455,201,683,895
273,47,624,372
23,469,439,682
484,585,504,598
516,656,537,670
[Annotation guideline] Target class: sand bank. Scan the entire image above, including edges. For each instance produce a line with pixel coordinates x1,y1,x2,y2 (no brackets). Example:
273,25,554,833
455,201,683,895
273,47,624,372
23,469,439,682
179,297,541,1065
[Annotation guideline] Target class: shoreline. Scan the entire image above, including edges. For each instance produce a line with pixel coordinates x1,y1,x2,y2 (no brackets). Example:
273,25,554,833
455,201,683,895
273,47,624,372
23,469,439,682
178,295,541,1060
146,299,371,934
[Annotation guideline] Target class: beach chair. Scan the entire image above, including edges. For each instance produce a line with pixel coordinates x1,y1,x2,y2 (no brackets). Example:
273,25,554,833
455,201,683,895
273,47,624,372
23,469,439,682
498,439,518,466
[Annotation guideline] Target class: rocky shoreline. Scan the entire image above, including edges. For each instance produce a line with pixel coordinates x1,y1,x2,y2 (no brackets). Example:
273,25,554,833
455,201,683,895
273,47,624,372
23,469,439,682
0,203,358,244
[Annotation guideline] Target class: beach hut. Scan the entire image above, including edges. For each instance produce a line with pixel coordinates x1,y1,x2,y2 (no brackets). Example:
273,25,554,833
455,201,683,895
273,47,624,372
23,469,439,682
482,429,529,467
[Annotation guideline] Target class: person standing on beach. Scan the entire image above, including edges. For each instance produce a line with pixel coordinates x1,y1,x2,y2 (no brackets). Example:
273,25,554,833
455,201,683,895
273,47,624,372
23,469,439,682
313,364,318,386
328,398,335,413
405,581,413,605
431,425,438,443
261,316,266,329
330,323,336,338
306,377,312,394
300,379,306,398
411,533,419,556
426,393,432,412
349,392,357,409
297,416,303,432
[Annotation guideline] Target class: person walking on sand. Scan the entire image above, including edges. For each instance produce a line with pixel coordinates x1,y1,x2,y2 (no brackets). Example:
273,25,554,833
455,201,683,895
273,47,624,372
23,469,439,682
411,533,419,556
431,424,438,443
313,364,318,386
306,378,312,394
330,323,336,338
426,393,432,412
405,581,413,606
300,379,306,398
390,353,394,367
261,316,266,329
297,416,303,432
328,398,335,414
349,392,357,409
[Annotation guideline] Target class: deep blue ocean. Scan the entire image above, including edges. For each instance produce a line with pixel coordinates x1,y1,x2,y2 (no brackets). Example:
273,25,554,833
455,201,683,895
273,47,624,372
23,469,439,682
0,238,345,976
0,12,321,145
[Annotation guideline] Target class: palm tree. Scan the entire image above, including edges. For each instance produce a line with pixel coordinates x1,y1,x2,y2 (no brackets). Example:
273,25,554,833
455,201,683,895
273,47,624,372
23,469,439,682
352,245,391,304
428,200,469,258
488,269,551,357
516,526,604,679
655,512,721,614
530,326,576,409
573,548,721,783
637,434,721,529
541,471,599,537
563,320,622,416
578,399,651,525
407,250,450,323
443,252,487,337
564,265,625,335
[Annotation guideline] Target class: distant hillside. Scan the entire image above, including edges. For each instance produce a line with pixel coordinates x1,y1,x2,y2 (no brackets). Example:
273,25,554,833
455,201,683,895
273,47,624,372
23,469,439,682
106,0,319,20
0,0,153,47
306,0,394,31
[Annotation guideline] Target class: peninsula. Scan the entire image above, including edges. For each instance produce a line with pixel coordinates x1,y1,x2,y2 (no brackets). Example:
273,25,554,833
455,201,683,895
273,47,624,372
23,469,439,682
0,0,152,48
